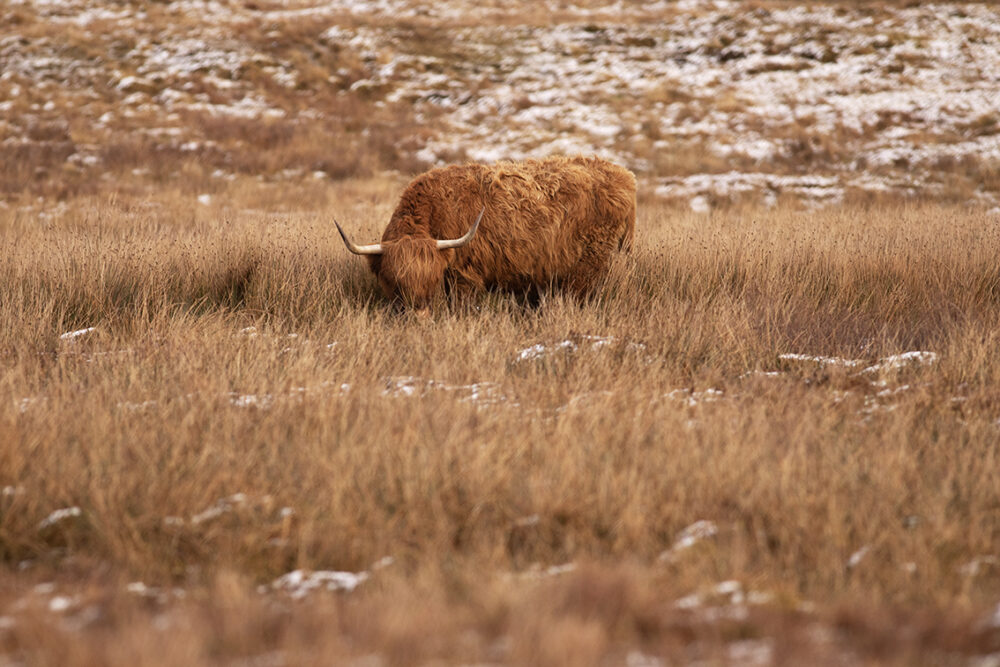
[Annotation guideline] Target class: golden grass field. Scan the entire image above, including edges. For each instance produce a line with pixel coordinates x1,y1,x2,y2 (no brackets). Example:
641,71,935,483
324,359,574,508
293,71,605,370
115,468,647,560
2,177,999,664
3,0,1000,664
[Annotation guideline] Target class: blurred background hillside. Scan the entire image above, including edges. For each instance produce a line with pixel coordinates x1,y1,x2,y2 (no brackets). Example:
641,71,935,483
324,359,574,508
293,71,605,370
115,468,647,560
2,0,998,211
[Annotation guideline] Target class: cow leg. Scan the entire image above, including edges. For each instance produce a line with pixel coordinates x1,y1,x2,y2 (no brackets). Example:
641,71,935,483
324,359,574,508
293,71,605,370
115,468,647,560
443,271,486,308
564,241,614,297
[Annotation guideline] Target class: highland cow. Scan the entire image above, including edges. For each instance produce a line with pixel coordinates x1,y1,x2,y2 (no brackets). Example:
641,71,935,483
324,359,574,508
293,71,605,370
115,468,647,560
335,155,636,307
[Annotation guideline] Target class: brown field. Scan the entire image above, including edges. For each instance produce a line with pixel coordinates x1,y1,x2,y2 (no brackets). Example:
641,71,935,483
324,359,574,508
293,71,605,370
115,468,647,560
2,185,999,665
3,0,1000,664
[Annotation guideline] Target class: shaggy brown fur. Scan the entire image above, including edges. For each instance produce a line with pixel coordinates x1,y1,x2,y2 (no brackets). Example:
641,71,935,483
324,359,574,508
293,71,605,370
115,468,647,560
362,156,636,307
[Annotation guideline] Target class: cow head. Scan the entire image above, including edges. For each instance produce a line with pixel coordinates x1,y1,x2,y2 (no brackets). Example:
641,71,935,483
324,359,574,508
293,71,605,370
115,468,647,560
335,208,484,307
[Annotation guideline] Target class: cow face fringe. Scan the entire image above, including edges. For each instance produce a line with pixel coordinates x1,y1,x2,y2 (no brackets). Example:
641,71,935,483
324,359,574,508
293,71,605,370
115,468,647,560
376,238,449,307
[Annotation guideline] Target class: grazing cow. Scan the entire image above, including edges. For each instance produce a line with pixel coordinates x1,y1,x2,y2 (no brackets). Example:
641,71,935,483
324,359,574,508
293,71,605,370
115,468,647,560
335,155,636,307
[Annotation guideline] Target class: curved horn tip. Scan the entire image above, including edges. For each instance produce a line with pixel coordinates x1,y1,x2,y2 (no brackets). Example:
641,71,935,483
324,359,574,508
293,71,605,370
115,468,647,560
471,206,485,232
436,207,485,250
334,218,384,255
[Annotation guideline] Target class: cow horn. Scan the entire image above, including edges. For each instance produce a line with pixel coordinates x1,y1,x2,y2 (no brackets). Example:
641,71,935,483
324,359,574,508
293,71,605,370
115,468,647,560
334,219,383,255
435,207,485,250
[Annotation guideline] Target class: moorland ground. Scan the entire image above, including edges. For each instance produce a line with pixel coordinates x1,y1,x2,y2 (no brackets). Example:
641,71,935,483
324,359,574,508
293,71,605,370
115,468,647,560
2,187,999,665
2,0,1000,665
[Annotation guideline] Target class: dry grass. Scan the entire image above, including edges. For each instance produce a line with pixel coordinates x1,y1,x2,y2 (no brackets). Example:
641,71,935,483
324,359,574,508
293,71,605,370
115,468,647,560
3,0,1000,662
1,179,999,664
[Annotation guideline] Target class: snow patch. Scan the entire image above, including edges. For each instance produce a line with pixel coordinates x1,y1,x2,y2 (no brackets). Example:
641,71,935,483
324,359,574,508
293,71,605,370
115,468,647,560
664,388,725,407
847,544,871,570
779,353,866,368
861,351,939,375
780,350,938,375
382,376,509,408
126,581,186,604
959,556,1000,578
48,596,75,613
513,562,577,580
38,506,82,530
266,559,393,599
659,520,718,562
190,493,248,525
59,327,96,341
689,195,711,214
515,340,579,362
514,336,646,363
